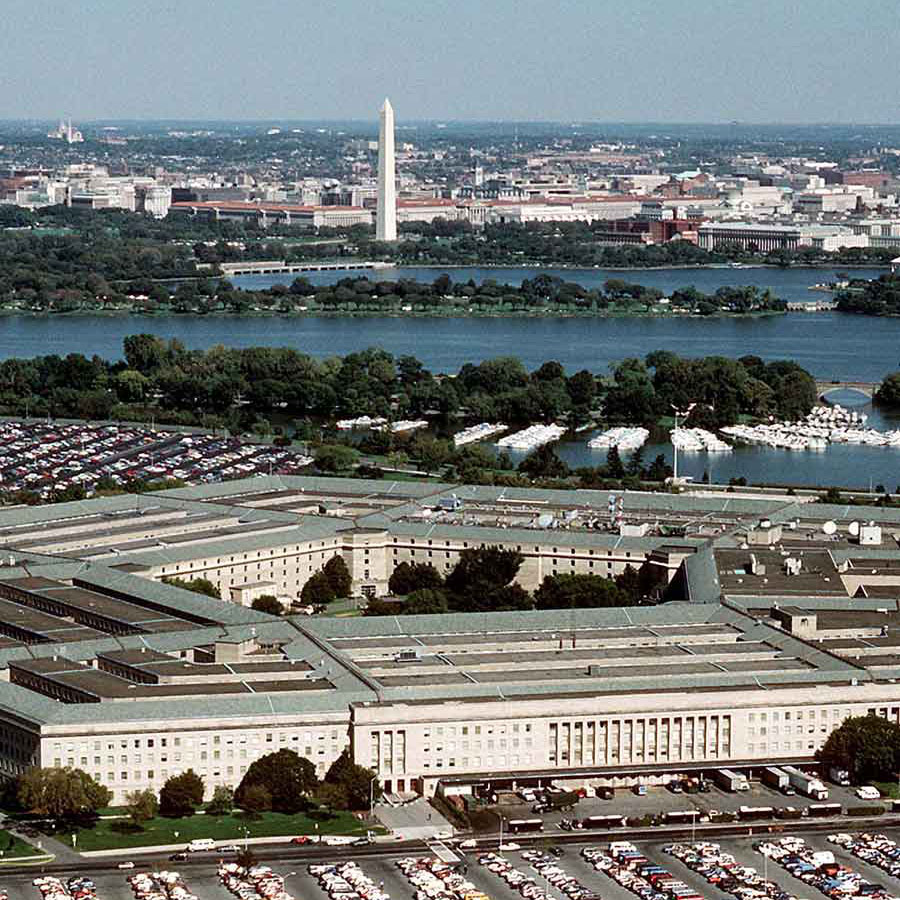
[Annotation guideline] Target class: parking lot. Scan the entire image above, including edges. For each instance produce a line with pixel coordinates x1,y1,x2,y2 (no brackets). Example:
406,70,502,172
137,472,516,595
493,780,884,832
0,421,312,497
8,830,900,900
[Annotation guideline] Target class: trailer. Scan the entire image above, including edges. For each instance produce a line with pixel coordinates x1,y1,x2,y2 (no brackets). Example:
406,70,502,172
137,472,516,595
532,789,580,813
761,765,795,794
714,768,750,792
781,765,829,800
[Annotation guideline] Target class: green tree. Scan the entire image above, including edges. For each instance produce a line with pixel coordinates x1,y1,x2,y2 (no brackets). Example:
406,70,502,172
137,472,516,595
16,767,111,822
876,372,900,407
235,749,318,814
316,781,350,811
411,436,452,473
446,546,523,595
206,784,234,816
445,545,527,612
159,769,204,818
125,788,159,828
816,714,900,783
323,555,352,598
251,594,284,616
314,444,359,472
162,576,220,599
403,588,450,614
517,445,570,479
123,333,168,374
301,571,336,606
240,784,271,819
605,446,626,479
388,562,444,596
534,573,628,609
324,749,382,811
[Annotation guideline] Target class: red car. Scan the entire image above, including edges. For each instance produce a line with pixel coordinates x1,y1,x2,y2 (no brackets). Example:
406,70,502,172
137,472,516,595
291,836,311,845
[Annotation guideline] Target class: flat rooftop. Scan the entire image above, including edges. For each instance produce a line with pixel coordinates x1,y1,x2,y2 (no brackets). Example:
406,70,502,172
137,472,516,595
10,656,334,702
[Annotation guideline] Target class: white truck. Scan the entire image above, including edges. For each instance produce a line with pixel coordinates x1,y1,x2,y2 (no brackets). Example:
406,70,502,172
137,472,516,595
828,766,851,786
761,765,795,794
781,765,829,800
715,768,750,792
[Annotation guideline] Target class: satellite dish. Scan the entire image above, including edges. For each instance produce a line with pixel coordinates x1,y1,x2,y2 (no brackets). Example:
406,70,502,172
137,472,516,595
849,521,860,537
823,520,837,536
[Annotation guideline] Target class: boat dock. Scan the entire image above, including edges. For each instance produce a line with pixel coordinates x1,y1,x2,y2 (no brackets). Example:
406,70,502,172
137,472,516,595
787,300,837,311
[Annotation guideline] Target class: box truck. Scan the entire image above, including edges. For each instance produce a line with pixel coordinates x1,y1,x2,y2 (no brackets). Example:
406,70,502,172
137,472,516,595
781,765,829,800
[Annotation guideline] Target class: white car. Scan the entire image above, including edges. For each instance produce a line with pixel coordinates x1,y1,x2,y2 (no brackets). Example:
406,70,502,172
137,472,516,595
856,785,881,800
117,861,135,869
499,842,521,851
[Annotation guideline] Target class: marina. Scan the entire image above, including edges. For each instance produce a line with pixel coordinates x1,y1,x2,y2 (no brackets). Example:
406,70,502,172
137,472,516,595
454,422,508,446
720,404,900,450
588,427,650,451
336,415,388,430
498,423,567,450
670,427,732,452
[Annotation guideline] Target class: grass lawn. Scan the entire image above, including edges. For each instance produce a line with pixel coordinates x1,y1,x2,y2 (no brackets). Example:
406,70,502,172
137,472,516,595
0,828,45,860
872,781,900,799
325,597,365,616
64,809,372,851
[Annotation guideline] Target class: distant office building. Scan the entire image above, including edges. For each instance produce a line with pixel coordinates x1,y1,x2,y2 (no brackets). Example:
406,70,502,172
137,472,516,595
170,200,373,230
698,221,868,252
136,185,172,219
47,119,84,144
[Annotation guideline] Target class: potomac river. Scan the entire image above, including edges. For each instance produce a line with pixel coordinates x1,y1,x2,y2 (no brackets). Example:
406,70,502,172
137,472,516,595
1,264,899,488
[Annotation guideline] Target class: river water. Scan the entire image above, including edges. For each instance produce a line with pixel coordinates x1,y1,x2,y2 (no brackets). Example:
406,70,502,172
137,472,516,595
1,264,898,488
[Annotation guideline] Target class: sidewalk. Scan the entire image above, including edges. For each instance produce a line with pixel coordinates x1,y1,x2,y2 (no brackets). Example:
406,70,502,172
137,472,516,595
0,813,75,864
374,798,453,841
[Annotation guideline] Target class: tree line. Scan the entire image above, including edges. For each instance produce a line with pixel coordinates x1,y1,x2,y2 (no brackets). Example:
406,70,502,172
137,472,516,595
836,274,900,316
604,351,818,427
365,546,658,616
0,338,816,432
2,747,378,832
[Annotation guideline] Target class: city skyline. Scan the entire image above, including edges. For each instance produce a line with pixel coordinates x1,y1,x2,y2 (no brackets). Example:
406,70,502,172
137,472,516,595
0,0,897,123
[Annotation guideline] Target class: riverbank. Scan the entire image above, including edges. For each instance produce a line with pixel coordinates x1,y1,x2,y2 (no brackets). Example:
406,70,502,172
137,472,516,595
388,261,892,271
0,305,789,320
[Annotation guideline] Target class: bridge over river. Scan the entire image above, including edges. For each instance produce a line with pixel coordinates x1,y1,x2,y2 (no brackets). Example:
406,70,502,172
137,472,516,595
216,260,391,276
815,379,881,400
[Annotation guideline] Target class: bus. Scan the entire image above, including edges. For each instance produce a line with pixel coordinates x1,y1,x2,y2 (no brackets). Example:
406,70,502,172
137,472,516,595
662,810,701,825
738,805,776,821
507,818,544,834
581,814,627,829
807,803,842,818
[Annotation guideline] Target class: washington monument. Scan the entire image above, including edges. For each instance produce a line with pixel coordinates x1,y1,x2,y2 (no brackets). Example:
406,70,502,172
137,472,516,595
376,98,397,241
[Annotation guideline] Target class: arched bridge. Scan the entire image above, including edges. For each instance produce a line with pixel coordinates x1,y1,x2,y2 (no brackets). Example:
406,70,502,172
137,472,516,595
815,379,880,401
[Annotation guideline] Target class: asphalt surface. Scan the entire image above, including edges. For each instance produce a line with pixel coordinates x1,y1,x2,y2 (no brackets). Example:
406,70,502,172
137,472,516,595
8,822,900,900
497,781,879,829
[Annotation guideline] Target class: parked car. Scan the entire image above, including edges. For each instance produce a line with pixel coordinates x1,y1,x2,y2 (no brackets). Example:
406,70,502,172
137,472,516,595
856,785,881,800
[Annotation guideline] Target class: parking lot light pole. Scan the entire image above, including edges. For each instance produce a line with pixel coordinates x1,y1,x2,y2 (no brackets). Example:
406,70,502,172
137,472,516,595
369,775,378,820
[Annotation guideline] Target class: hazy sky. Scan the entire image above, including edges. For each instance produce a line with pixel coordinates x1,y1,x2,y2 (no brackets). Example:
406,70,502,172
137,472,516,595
2,0,898,123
